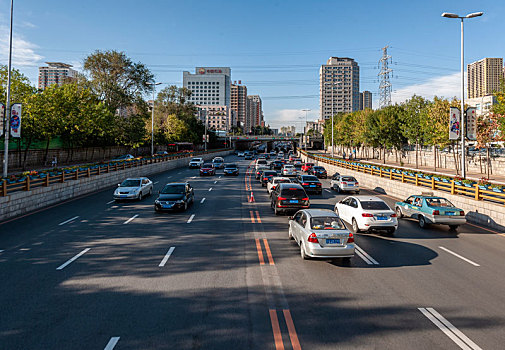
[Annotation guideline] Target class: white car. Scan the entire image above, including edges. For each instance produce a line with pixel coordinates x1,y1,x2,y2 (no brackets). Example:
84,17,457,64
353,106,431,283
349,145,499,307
255,159,268,171
331,175,360,194
212,157,225,169
267,176,292,194
238,152,245,157
114,177,153,201
334,196,397,235
281,164,297,177
189,157,204,168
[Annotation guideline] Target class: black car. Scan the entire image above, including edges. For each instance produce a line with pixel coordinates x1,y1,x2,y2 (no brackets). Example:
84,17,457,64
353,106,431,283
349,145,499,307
295,175,323,194
245,152,254,160
270,183,310,215
223,163,239,176
155,182,194,212
270,160,284,170
261,170,278,187
310,166,328,179
200,163,216,176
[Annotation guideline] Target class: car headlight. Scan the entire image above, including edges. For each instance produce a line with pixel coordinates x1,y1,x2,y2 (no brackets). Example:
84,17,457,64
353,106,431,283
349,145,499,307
176,199,185,204
155,200,160,204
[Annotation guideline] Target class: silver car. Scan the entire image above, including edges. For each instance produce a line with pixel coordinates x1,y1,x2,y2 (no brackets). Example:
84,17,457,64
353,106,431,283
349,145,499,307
289,209,355,260
331,175,360,194
281,164,297,177
114,177,153,200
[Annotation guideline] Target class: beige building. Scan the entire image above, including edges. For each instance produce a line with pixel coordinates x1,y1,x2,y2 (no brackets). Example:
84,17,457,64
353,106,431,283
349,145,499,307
197,105,235,132
38,62,77,90
466,95,497,117
246,95,263,133
319,57,360,121
359,91,372,110
467,58,504,99
230,83,247,128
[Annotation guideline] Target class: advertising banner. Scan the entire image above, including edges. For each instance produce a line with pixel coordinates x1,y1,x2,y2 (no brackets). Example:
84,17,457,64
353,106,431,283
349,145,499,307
0,103,4,137
10,103,22,138
449,107,460,140
466,107,477,141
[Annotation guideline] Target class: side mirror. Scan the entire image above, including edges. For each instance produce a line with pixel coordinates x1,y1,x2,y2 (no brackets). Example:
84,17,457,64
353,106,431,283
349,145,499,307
288,216,294,220
338,200,342,204
117,184,120,187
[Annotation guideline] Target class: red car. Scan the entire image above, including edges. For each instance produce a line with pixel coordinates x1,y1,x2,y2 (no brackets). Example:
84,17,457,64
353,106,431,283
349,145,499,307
199,163,216,176
301,162,314,172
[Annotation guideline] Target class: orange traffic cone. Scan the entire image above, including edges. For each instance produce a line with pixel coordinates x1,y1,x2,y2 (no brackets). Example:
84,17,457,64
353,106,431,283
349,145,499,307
249,191,255,203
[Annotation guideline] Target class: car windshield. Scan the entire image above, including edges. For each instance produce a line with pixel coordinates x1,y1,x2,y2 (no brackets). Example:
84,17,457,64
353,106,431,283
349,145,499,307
305,163,314,166
191,158,201,162
225,164,237,169
202,164,213,168
311,217,346,230
120,179,141,187
426,198,455,208
264,171,277,176
280,188,306,197
284,165,294,168
275,179,291,184
360,201,390,210
161,185,185,194
302,176,319,181
341,176,356,182
213,159,223,163
313,166,324,170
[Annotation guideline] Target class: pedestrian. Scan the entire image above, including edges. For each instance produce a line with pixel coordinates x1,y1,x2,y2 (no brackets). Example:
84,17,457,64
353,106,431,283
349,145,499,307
51,156,57,168
343,151,346,160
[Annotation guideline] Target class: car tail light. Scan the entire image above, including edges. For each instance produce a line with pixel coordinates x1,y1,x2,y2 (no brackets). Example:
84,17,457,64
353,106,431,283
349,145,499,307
308,233,319,243
347,232,354,243
342,182,347,185
390,213,397,217
302,183,309,186
459,211,465,216
272,185,277,189
362,213,373,217
356,182,359,185
302,197,309,201
277,197,287,201
432,210,440,215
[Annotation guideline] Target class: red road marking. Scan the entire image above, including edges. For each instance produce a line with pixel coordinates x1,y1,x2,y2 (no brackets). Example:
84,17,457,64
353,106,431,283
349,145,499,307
283,309,301,350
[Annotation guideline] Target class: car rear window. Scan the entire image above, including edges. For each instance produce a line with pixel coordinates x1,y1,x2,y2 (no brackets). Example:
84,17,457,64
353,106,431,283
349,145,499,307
202,163,213,168
275,179,291,184
302,175,319,181
360,201,390,210
313,166,325,170
311,217,346,230
426,198,455,208
280,188,306,197
305,163,314,166
263,171,277,176
225,164,237,168
341,176,356,182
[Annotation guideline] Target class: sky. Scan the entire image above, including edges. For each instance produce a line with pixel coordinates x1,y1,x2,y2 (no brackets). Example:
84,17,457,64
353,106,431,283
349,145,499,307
0,0,504,131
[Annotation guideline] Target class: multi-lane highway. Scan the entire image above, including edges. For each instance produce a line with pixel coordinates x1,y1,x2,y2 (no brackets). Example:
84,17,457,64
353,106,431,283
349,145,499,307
1,154,505,349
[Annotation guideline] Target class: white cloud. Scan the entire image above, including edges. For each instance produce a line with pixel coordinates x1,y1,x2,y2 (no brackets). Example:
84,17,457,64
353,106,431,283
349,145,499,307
0,24,43,66
265,108,319,132
391,72,465,104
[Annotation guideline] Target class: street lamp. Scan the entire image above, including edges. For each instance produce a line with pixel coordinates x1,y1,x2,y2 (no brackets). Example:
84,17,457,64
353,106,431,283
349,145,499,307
442,11,483,178
146,82,162,156
2,0,14,178
324,82,337,157
301,109,311,151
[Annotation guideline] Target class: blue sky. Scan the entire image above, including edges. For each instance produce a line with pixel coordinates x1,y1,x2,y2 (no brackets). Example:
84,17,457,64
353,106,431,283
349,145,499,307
0,0,503,130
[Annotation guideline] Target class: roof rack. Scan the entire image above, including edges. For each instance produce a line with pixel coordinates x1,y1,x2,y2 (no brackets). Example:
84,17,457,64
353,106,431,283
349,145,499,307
420,192,434,196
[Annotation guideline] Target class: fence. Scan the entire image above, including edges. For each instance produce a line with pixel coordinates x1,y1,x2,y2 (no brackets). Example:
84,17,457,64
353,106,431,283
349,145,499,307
303,151,505,206
1,149,228,197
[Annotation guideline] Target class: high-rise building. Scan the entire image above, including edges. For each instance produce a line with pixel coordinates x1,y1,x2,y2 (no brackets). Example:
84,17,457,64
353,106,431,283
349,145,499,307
246,95,263,133
230,82,247,128
196,105,235,132
319,57,360,121
38,62,77,90
467,58,504,99
359,91,372,110
183,67,231,106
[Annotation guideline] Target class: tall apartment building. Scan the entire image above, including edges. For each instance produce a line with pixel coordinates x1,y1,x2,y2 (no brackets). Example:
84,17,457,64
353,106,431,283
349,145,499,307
230,82,247,128
319,57,360,121
196,105,235,132
246,95,263,133
38,62,77,90
183,67,231,106
359,91,372,110
467,58,504,99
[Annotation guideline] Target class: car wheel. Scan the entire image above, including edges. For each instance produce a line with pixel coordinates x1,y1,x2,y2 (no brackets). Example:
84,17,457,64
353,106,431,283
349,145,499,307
300,242,309,260
395,207,403,219
183,202,188,212
336,186,341,193
342,257,351,263
449,225,459,231
355,190,360,194
386,227,396,236
352,218,360,233
418,216,427,229
274,206,280,216
149,188,153,196
334,208,339,216
288,228,293,240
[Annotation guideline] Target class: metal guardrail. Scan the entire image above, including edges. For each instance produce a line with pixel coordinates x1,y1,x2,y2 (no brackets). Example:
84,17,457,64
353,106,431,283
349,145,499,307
0,149,229,197
302,151,505,206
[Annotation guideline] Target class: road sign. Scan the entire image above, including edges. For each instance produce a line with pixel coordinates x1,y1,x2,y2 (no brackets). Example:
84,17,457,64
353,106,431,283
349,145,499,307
10,103,22,138
466,107,477,141
449,107,460,140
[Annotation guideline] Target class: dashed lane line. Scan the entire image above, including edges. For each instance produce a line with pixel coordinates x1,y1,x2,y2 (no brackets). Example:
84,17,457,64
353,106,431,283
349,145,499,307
123,214,138,225
200,197,206,204
58,216,79,226
56,248,90,270
104,337,120,350
106,200,115,204
187,214,195,224
208,187,213,192
439,246,480,267
159,247,175,267
154,181,159,184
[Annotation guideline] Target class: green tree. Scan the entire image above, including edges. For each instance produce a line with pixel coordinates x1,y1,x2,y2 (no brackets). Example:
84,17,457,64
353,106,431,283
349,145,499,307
401,95,431,168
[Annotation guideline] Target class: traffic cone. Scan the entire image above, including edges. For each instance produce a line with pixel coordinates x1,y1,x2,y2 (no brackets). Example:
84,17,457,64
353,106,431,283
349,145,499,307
249,191,255,203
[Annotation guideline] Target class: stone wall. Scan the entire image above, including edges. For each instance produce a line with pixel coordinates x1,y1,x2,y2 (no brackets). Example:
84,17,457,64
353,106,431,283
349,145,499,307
302,154,505,231
0,150,232,221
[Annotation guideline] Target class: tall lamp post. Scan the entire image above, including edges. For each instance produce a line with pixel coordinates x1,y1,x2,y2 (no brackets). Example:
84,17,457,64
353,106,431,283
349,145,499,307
324,82,336,157
3,0,14,178
301,109,311,151
146,82,162,156
442,11,483,178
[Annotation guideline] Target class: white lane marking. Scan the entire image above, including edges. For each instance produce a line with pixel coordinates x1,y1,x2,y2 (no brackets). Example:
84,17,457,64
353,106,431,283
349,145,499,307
324,189,331,193
123,214,139,225
187,214,195,224
56,248,90,270
419,308,482,350
218,176,222,179
214,180,217,184
167,176,172,179
159,247,175,267
177,172,182,174
106,200,114,204
154,181,159,184
355,249,372,264
191,176,196,179
208,187,213,191
355,244,379,265
104,337,120,350
200,198,206,204
58,216,79,226
0,250,4,253
439,246,480,267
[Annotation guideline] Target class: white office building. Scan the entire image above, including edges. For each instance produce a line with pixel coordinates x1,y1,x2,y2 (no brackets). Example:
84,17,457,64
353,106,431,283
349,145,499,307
183,67,231,107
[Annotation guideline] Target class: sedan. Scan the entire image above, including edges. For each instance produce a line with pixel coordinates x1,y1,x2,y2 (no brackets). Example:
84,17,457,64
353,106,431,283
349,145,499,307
238,152,245,157
261,170,278,187
281,164,297,177
189,157,204,168
212,157,225,169
114,177,153,200
309,166,327,179
270,160,284,171
267,176,292,194
154,182,194,212
223,163,239,176
295,175,322,195
335,196,398,235
331,175,360,193
112,154,135,162
289,209,355,261
271,183,310,215
199,163,216,176
301,162,314,172
255,165,270,180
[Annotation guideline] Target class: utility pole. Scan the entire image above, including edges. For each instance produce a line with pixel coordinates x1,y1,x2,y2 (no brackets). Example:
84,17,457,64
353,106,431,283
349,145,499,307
378,45,392,109
146,82,161,156
302,109,310,151
3,0,14,178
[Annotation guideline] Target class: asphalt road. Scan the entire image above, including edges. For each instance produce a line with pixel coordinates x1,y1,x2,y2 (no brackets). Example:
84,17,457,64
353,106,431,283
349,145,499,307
1,155,505,349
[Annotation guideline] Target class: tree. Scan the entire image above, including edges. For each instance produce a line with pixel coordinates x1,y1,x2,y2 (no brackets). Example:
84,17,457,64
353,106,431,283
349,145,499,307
401,95,431,168
0,65,36,103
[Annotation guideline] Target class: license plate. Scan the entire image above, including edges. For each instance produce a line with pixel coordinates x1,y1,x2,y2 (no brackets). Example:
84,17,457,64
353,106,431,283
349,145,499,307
348,184,354,187
310,185,316,187
446,212,455,216
162,204,173,209
289,200,298,203
326,239,340,244
120,195,127,198
376,216,387,220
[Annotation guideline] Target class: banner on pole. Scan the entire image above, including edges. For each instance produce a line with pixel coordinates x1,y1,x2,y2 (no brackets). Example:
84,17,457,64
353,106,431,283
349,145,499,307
466,107,477,141
10,103,22,138
0,103,4,137
449,107,460,140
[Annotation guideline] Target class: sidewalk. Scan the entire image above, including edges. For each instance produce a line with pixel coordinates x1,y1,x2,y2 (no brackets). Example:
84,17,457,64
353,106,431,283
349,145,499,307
314,150,505,185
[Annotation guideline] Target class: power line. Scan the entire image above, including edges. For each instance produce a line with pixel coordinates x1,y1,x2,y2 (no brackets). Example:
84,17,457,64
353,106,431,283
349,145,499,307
378,45,393,108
